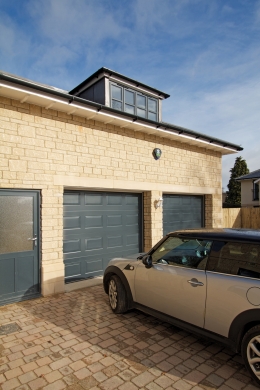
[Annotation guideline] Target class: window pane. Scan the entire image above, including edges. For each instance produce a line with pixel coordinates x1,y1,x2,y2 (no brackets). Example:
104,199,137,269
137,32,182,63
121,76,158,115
137,95,146,109
125,90,134,105
148,98,157,113
111,85,122,101
125,104,135,114
148,112,157,121
152,236,212,269
137,108,146,118
112,100,122,111
208,242,260,278
0,196,33,254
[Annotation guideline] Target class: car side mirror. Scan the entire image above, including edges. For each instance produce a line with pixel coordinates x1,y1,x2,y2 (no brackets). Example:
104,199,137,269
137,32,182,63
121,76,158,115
142,255,153,269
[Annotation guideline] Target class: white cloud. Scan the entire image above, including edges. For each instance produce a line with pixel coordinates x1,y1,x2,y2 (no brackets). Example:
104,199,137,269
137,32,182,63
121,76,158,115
0,0,259,187
163,75,260,188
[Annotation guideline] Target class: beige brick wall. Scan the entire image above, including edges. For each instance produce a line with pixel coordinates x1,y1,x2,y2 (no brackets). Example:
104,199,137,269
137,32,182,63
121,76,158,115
0,96,223,295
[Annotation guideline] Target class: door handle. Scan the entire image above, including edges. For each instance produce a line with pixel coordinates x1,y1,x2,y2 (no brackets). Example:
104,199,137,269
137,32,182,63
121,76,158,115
188,278,204,287
28,235,37,247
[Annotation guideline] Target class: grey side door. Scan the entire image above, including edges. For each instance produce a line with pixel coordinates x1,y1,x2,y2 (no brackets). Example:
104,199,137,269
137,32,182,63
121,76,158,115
0,190,40,306
135,236,212,327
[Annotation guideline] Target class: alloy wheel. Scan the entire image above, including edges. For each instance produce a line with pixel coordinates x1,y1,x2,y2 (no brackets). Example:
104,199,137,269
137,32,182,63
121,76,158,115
109,279,117,310
247,335,260,378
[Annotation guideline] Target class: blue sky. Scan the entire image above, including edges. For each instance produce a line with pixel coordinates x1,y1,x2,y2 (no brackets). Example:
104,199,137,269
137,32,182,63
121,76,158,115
0,0,259,189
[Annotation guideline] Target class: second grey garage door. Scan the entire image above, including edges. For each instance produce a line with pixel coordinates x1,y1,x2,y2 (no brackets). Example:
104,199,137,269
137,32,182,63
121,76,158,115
163,195,204,236
63,191,142,283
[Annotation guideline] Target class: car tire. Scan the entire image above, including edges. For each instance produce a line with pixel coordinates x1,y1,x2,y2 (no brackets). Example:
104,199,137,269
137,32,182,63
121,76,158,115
241,325,260,385
108,275,128,314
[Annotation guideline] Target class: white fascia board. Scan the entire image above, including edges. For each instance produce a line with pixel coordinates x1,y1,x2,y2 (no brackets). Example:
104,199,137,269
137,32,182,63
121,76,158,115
0,81,68,105
0,81,238,155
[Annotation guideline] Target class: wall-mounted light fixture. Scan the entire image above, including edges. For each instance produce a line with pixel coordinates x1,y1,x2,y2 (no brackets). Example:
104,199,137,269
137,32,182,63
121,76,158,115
155,197,163,209
153,148,162,160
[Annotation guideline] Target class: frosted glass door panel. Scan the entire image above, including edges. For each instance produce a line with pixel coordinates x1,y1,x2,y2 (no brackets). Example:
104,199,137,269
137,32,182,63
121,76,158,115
0,196,33,254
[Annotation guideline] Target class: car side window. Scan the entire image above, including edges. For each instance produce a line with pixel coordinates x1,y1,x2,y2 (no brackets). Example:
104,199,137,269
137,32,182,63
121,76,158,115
207,241,260,279
151,236,212,270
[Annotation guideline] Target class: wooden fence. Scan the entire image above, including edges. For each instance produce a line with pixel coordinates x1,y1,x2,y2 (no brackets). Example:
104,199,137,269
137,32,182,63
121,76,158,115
222,208,260,229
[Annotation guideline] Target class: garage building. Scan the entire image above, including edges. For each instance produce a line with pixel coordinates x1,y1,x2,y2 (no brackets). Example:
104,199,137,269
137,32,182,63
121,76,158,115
0,68,242,305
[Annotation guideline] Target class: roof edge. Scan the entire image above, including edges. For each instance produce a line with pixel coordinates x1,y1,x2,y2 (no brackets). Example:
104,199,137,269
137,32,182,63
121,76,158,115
69,67,170,98
0,70,243,154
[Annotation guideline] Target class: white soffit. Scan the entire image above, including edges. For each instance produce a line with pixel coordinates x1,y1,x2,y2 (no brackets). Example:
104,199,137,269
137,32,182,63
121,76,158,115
0,80,237,155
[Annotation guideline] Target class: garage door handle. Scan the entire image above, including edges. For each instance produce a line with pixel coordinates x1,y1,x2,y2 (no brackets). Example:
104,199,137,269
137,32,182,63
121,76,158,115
188,278,204,287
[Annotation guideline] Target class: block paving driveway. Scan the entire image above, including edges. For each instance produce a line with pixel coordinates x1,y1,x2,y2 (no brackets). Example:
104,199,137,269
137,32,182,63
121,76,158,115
0,285,259,390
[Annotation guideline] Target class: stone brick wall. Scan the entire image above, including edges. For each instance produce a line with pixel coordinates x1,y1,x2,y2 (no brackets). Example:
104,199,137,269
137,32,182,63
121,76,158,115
0,96,223,295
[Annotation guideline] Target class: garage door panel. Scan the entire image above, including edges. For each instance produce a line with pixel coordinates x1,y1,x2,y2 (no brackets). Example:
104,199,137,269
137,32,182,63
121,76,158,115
107,214,122,227
85,215,103,228
126,213,139,225
64,216,81,230
85,193,103,205
163,195,203,235
126,233,139,246
126,195,139,205
107,235,123,248
63,239,81,253
85,237,103,250
64,191,142,282
64,193,80,205
65,262,81,278
85,257,103,273
107,195,123,205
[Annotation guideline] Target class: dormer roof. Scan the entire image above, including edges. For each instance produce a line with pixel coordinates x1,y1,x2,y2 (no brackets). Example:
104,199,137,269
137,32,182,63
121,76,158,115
69,67,170,100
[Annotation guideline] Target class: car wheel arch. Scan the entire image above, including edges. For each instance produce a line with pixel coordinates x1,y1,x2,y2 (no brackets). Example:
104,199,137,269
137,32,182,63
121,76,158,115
103,265,134,309
228,309,260,352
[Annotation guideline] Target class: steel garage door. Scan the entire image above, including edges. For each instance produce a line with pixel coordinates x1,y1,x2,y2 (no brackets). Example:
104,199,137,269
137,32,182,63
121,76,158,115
163,195,203,235
63,191,142,283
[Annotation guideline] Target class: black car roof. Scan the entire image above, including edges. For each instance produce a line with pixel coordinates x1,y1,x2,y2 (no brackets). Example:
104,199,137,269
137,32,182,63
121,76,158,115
169,228,260,243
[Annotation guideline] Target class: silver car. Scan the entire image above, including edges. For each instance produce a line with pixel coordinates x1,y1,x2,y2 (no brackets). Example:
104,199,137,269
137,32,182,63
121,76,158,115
103,228,260,386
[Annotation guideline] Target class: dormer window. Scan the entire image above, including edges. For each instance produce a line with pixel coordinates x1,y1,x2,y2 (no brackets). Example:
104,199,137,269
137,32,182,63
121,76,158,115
110,82,158,121
69,67,170,123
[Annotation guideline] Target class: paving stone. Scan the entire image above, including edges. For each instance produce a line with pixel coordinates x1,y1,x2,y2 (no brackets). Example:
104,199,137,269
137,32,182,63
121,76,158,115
118,382,139,390
62,373,78,386
27,376,48,389
131,371,156,387
1,377,21,390
155,374,175,388
99,375,124,390
41,379,67,390
5,366,23,380
0,285,257,390
146,382,163,390
92,370,108,382
172,379,192,390
102,364,120,378
74,366,91,380
78,375,99,389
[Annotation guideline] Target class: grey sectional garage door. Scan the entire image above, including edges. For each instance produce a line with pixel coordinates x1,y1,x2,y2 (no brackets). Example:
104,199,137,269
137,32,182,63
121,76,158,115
63,191,142,283
163,195,204,236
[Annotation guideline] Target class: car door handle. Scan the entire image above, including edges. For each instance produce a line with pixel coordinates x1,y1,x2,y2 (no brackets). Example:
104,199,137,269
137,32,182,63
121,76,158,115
188,278,204,287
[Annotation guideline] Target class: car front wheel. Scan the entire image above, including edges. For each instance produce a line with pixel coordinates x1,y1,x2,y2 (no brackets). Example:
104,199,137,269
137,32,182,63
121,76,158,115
108,275,128,314
241,325,260,385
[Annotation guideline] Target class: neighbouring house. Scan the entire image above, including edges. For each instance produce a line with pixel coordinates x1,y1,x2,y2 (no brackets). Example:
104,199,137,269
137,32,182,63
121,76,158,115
0,67,243,305
236,169,260,207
